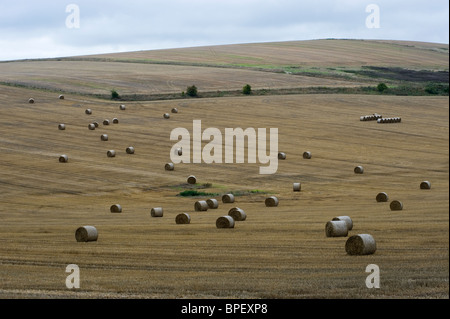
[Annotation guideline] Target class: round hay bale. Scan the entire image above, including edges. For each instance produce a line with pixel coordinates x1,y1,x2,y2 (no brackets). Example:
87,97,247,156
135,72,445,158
216,216,235,228
354,165,364,174
163,113,170,119
93,121,99,128
222,193,235,203
206,198,219,209
420,181,431,189
171,107,178,113
59,95,65,100
112,118,119,124
75,226,98,242
107,150,116,158
332,216,353,231
278,152,286,160
265,196,279,207
28,98,35,104
103,119,110,125
303,151,312,159
228,207,246,221
187,175,197,184
85,109,92,115
398,117,402,123
360,116,365,121
293,182,301,192
58,124,66,130
377,118,382,123
100,134,108,141
126,146,135,154
120,104,126,110
175,213,191,224
59,154,68,163
176,147,182,156
345,234,376,255
194,200,208,211
151,207,163,217
110,204,122,213
376,192,389,202
88,123,96,130
165,163,175,171
390,200,403,211
325,220,348,237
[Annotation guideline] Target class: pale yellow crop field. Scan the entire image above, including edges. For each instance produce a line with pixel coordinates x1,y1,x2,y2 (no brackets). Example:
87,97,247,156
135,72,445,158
0,40,448,299
0,85,448,299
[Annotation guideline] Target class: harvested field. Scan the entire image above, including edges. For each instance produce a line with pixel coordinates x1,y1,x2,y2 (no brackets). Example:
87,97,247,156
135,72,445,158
0,40,448,299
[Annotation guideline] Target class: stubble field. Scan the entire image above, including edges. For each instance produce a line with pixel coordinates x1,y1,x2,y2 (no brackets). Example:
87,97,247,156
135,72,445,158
0,40,448,299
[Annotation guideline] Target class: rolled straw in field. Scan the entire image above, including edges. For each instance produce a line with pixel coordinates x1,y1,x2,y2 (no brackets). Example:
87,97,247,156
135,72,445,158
176,147,182,156
151,207,163,217
59,95,65,100
107,150,116,157
354,166,364,174
165,163,175,171
175,213,191,224
420,181,431,189
278,152,286,160
93,121,99,128
390,200,403,211
332,216,353,231
112,118,119,124
110,204,122,213
75,226,98,242
126,146,135,154
293,182,301,192
216,216,235,228
163,113,170,119
171,108,178,113
345,234,376,255
187,175,197,184
58,124,66,130
103,119,110,125
88,123,96,130
59,154,68,163
228,207,246,221
265,196,279,207
194,200,209,211
28,98,35,104
376,192,389,202
85,109,92,115
325,220,348,237
222,193,235,203
206,198,219,209
120,104,126,110
303,151,312,159
101,134,108,141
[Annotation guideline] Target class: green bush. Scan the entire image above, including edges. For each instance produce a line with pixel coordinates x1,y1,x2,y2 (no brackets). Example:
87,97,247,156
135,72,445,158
377,83,388,92
186,85,198,97
242,84,252,95
425,83,449,95
111,89,120,99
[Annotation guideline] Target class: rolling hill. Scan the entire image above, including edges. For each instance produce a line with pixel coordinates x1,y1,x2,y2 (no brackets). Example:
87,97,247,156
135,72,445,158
0,39,448,299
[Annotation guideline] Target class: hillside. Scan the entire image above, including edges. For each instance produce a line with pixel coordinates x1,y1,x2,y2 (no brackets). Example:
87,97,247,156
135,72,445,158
0,39,448,99
0,39,448,299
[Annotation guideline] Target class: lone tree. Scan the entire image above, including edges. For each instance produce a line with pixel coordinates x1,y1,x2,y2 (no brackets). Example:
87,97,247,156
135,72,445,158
377,82,388,92
186,85,198,97
111,89,120,99
242,84,252,95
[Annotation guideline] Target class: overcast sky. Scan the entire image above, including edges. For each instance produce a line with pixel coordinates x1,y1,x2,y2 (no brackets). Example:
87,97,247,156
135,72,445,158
0,0,448,61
